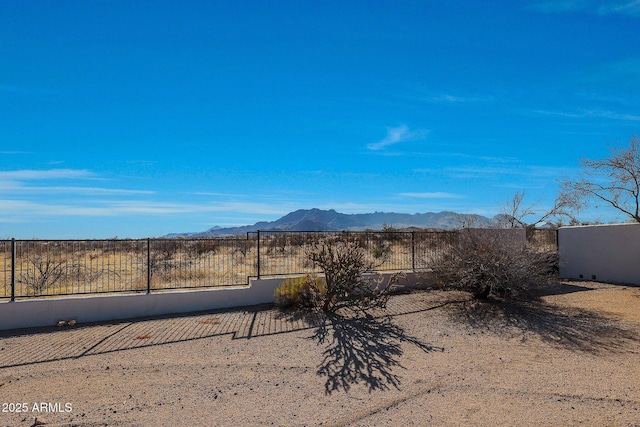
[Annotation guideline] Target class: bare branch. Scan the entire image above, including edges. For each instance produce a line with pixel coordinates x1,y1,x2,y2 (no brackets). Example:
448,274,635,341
499,190,579,230
563,136,640,223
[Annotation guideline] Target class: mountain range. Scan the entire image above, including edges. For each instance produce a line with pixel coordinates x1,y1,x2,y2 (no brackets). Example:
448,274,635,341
166,208,498,237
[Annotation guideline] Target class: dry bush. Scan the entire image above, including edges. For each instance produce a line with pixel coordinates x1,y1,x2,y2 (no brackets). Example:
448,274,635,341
301,237,399,314
414,231,459,270
274,274,326,309
432,228,558,300
185,239,218,257
229,238,254,258
265,233,290,255
17,256,105,296
18,255,68,295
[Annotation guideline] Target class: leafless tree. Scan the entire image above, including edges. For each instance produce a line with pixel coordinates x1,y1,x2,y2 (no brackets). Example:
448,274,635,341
562,136,640,223
499,190,579,230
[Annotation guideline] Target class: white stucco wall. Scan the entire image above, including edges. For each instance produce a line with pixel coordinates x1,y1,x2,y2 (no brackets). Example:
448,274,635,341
558,223,640,285
0,279,282,331
0,272,427,331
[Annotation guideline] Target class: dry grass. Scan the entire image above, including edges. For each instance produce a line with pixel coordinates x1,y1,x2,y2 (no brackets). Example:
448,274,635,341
1,233,556,300
1,244,258,298
1,240,416,298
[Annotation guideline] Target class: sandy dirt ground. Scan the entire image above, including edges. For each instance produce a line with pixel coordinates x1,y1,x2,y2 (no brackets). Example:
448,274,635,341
0,281,639,426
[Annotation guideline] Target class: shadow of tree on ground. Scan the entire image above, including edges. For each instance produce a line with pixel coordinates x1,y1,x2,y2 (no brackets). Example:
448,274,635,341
529,282,594,297
446,296,639,354
308,313,442,394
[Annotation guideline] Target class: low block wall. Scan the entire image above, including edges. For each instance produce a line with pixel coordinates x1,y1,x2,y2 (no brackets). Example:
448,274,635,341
0,272,428,331
0,278,282,332
559,223,640,285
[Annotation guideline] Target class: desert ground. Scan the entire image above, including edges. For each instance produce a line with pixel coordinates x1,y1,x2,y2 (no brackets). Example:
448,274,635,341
0,280,638,426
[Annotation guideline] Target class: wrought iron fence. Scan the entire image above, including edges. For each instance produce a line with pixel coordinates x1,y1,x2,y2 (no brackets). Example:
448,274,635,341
249,230,464,277
0,237,255,300
0,229,557,301
527,228,559,251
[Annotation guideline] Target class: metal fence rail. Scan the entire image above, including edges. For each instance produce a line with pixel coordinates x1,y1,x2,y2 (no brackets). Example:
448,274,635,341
1,240,11,300
1,237,256,300
250,230,436,277
249,230,475,278
0,229,557,301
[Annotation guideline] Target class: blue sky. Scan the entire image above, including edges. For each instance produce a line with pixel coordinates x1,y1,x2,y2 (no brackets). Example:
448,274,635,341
2,1,639,238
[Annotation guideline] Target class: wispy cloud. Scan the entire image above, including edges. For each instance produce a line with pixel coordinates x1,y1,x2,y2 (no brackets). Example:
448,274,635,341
528,0,640,16
0,169,95,180
367,125,429,151
428,94,487,104
398,192,464,199
593,110,640,121
0,168,308,224
0,198,295,219
444,164,574,181
399,88,493,106
190,191,233,197
0,184,155,196
527,1,592,13
0,169,154,196
598,0,640,16
0,84,59,95
532,108,640,121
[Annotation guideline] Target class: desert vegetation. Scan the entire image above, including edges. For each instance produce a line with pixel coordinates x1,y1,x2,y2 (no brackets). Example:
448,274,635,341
0,238,255,298
1,229,556,300
275,237,401,314
274,228,558,318
430,228,558,300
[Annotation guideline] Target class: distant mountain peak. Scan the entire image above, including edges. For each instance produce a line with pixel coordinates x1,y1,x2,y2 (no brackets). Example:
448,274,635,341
165,208,496,237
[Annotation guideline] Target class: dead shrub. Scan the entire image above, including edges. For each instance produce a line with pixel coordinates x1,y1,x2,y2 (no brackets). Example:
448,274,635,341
18,255,68,295
433,228,558,300
300,237,399,314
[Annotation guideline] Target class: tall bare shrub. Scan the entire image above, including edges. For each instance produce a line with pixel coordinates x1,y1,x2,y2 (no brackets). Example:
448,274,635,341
302,237,398,314
433,228,557,300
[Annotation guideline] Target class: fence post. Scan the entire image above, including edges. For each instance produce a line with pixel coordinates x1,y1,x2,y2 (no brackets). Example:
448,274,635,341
411,232,415,270
256,230,261,279
147,238,151,294
10,238,16,302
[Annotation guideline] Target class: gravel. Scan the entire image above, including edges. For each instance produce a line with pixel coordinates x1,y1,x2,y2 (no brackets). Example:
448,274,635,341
1,281,638,426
